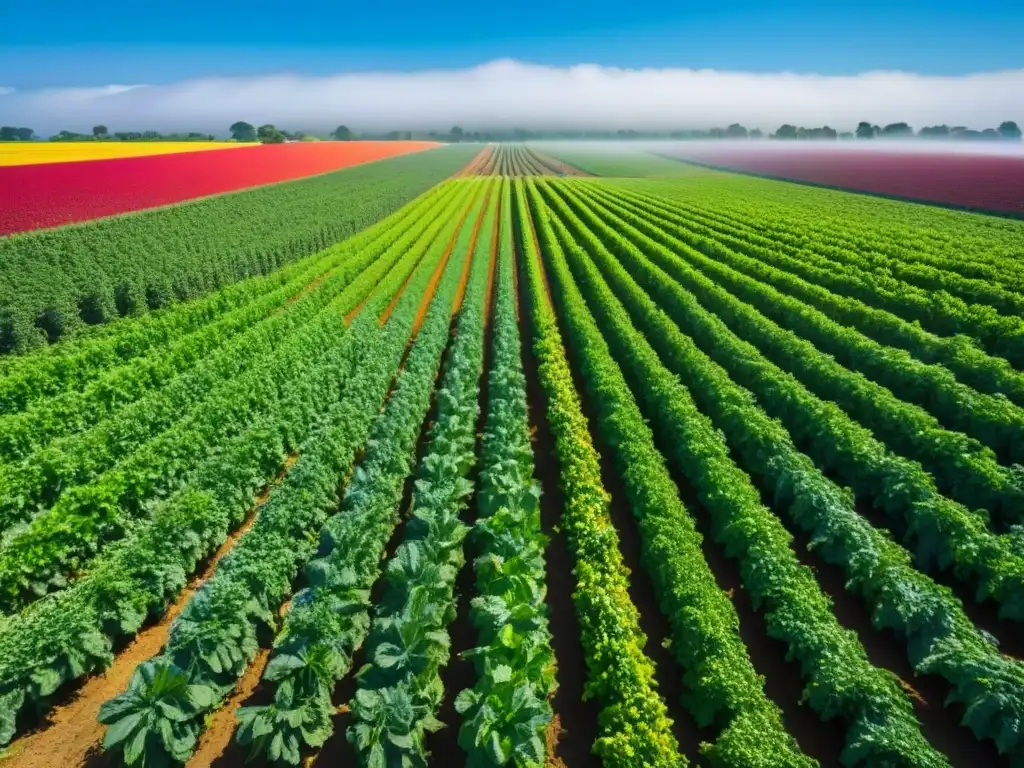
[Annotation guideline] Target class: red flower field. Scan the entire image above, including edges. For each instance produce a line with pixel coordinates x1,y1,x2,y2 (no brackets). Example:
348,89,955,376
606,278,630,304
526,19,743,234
0,140,440,235
662,145,1024,215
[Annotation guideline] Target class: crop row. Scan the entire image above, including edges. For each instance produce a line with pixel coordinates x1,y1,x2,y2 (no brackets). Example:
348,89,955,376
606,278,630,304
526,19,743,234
454,179,558,767
0,145,477,352
554,181,1024,620
595,182,1024,411
619,172,1024,293
0,182,475,748
515,181,685,767
0,185,471,615
96,179,485,766
535,178,1024,763
529,178,937,766
0,187,447,468
618,181,1024,319
609,176,1024,368
345,183,496,766
231,179,493,765
574,182,1024,522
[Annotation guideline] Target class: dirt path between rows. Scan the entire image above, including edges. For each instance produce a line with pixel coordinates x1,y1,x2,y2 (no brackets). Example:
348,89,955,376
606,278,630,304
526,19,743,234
2,456,298,768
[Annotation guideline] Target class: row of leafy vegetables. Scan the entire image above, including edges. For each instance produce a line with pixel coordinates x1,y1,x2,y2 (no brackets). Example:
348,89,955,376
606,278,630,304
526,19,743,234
0,145,478,353
530,177,1024,764
0,180,469,747
557,180,1024,620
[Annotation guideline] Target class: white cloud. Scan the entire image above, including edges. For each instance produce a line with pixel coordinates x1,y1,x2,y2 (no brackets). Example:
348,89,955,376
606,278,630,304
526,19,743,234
0,87,14,97
4,59,1023,135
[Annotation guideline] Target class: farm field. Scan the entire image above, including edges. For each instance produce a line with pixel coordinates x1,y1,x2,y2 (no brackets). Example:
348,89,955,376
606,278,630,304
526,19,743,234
1,143,1023,768
0,141,247,167
643,142,1024,216
0,140,441,236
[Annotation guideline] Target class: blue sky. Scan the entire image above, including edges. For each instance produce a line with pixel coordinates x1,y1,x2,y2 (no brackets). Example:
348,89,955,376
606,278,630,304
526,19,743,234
2,0,1023,88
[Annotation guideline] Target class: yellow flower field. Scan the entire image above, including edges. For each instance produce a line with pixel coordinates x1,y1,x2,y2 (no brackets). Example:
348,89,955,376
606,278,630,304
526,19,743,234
0,141,247,166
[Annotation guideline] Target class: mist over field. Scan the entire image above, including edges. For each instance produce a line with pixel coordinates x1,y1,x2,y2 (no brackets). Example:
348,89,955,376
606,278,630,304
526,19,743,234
2,59,1023,135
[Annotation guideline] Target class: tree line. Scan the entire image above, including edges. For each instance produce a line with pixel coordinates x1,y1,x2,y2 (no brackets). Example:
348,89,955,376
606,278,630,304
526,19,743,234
4,121,1022,144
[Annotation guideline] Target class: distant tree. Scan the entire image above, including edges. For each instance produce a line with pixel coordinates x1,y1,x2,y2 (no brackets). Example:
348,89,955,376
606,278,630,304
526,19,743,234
257,124,286,144
229,121,257,142
918,125,950,138
855,121,874,139
450,125,464,142
998,121,1022,140
386,130,400,140
726,123,749,139
0,126,17,141
92,125,108,138
981,128,1001,140
881,122,914,137
773,124,798,139
331,125,353,141
809,126,837,139
872,125,882,136
749,128,764,139
839,132,855,140
14,127,33,141
142,130,162,140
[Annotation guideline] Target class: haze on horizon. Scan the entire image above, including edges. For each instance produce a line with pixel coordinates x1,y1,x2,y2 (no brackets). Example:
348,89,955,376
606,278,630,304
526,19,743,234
2,59,1023,137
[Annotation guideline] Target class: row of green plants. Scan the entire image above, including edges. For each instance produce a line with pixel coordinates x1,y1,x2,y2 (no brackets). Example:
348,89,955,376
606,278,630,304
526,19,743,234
96,179,481,767
0,183,436,413
0,187,470,614
0,188,441,462
624,179,1024,321
345,184,496,766
577,183,1024,525
232,179,491,765
0,146,478,353
534,180,955,766
529,180,831,767
610,173,1023,293
616,180,1024,368
542,179,1024,763
557,182,1024,620
0,183,458,534
514,182,685,767
598,181,1024,411
0,184,473,748
455,180,557,766
587,181,1024,460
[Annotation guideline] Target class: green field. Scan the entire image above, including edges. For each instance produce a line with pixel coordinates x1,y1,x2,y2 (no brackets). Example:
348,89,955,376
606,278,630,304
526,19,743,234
1,144,1023,768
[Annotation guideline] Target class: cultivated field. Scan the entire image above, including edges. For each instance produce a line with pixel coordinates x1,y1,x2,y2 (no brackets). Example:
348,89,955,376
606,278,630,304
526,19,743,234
0,142,1022,768
634,141,1024,215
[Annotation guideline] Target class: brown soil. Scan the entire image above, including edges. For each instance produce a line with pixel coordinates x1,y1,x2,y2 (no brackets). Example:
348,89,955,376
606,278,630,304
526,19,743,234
482,188,501,320
544,714,569,768
453,145,493,178
451,186,494,314
187,648,272,768
1,455,298,768
406,196,475,337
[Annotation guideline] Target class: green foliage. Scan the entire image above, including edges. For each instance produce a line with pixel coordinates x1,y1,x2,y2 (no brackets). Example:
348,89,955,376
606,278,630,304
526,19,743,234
561,180,1024,618
576,183,1024,523
232,180,489,765
0,146,477,353
528,180,819,767
0,190,467,749
516,180,685,768
0,192,460,613
546,178,1024,763
455,179,555,768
